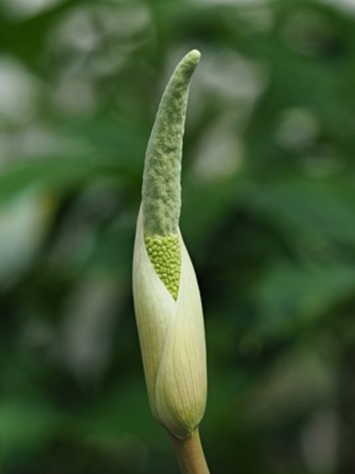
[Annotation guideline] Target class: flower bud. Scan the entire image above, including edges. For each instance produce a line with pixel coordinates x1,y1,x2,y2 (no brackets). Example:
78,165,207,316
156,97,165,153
132,50,207,439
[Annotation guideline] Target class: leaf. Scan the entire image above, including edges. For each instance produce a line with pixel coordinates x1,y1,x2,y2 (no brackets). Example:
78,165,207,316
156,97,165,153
244,176,355,252
0,398,61,463
254,262,355,334
0,157,123,205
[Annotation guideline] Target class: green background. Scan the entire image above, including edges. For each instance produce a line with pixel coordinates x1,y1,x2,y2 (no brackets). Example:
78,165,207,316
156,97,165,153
0,0,355,472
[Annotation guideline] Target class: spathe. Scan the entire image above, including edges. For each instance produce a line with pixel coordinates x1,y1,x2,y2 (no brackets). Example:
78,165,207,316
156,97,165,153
133,207,207,439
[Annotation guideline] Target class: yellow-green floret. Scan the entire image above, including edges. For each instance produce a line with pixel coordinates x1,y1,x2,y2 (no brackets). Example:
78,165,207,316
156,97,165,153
144,232,181,300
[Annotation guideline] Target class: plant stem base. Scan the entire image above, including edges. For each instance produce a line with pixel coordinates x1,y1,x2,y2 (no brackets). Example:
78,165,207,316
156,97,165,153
170,429,210,474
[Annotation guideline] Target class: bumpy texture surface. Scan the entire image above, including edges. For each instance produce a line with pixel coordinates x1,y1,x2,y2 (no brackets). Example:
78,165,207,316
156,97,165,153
142,50,200,236
144,232,181,300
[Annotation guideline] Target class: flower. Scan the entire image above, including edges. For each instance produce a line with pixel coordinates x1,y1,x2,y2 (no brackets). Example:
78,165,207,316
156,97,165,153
132,50,207,439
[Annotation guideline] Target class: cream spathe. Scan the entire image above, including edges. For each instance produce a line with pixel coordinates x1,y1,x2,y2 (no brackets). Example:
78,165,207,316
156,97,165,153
133,207,207,439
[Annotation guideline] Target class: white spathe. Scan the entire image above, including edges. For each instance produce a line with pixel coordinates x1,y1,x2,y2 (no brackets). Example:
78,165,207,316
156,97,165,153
133,207,207,439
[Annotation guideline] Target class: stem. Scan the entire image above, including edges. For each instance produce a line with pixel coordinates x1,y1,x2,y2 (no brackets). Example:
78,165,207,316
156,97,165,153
170,429,210,474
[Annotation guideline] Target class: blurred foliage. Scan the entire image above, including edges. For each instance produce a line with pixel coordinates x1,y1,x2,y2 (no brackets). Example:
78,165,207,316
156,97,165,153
0,0,355,472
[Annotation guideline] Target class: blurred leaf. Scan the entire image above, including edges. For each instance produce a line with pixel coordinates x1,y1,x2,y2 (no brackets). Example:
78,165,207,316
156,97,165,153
0,398,61,464
0,157,125,205
244,176,355,254
254,262,355,334
0,189,54,286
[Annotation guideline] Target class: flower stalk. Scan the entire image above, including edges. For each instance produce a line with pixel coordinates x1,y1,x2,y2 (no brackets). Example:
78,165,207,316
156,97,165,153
171,430,209,474
132,49,209,472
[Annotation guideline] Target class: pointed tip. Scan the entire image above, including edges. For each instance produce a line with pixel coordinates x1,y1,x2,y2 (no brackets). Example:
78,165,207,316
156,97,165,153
173,49,201,89
182,49,201,70
187,49,201,63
